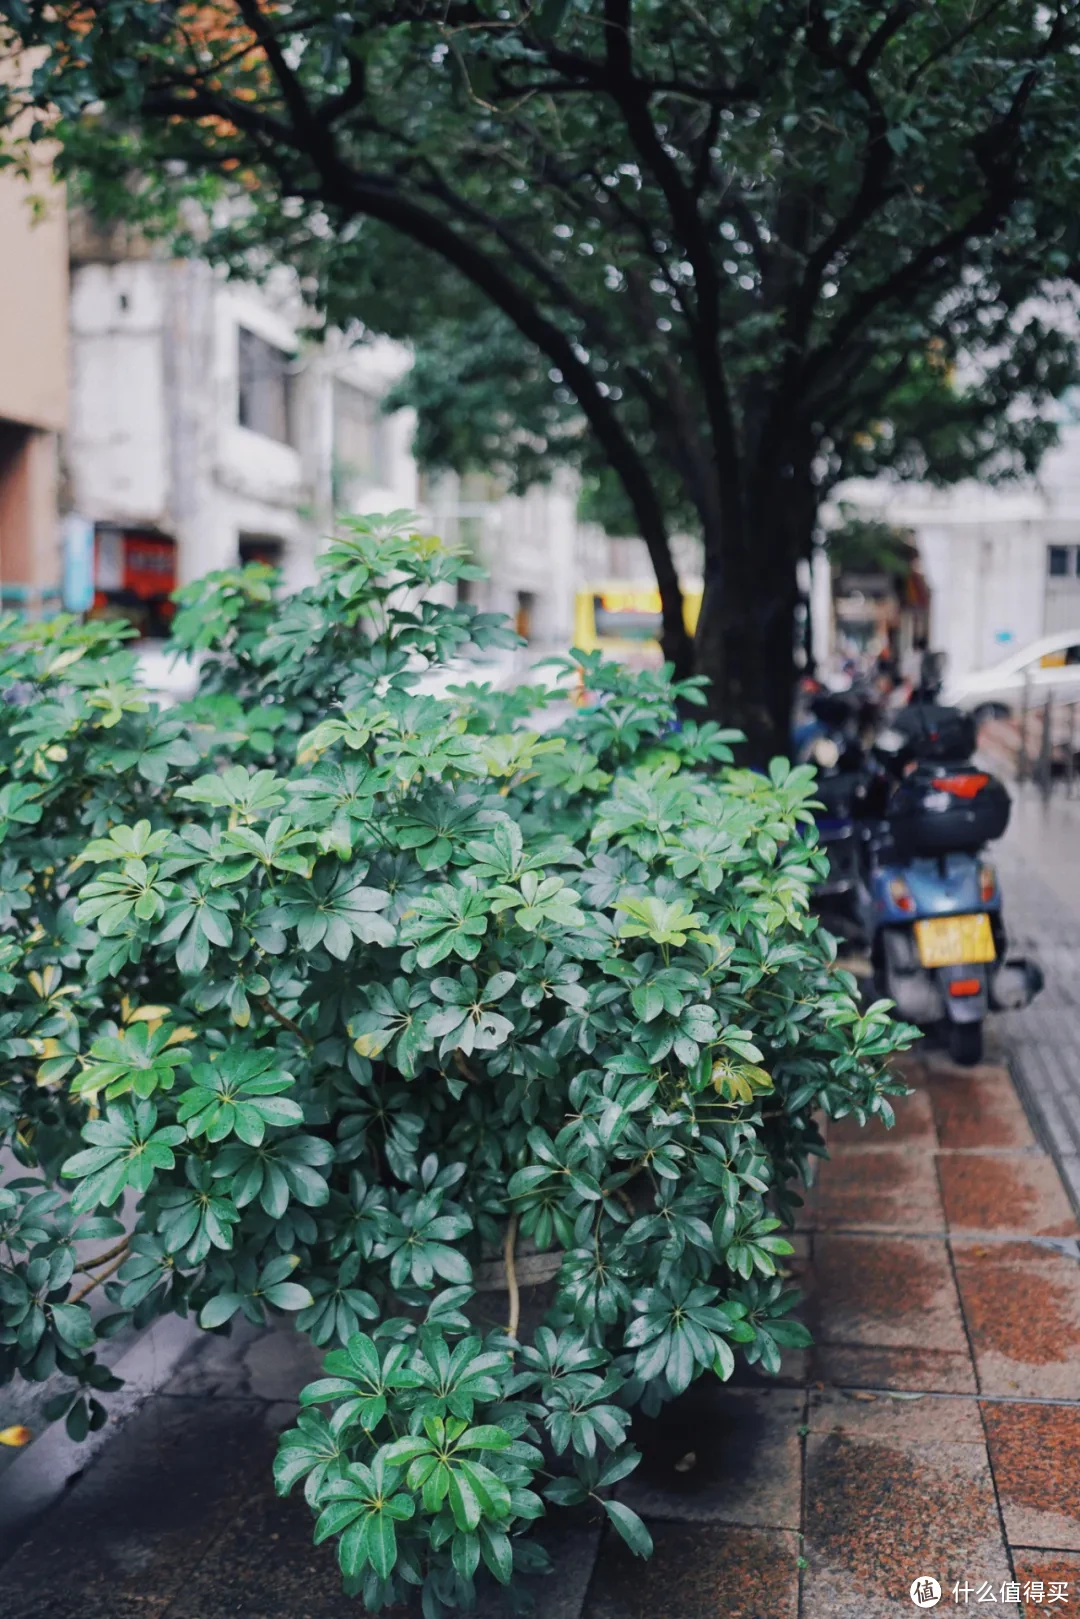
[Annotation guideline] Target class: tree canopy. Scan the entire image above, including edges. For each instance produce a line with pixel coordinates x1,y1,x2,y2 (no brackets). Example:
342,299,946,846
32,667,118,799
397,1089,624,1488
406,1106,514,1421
4,0,1080,751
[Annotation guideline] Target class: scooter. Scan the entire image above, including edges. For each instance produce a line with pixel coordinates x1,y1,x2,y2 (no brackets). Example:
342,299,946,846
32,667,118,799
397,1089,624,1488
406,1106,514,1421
858,711,1042,1065
794,688,877,942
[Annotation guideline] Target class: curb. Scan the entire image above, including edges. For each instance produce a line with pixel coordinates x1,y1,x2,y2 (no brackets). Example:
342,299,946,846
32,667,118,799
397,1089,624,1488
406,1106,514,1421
0,1311,202,1558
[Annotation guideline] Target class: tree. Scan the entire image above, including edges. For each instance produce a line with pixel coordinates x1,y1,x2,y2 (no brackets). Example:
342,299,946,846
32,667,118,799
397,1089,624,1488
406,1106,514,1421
6,0,1080,754
0,515,913,1610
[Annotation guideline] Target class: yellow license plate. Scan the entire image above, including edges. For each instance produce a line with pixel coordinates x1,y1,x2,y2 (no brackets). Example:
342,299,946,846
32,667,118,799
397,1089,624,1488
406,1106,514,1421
914,913,996,968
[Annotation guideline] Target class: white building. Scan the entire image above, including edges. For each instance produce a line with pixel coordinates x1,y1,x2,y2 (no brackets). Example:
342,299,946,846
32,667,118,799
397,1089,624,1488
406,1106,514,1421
65,246,418,622
835,416,1080,687
64,241,663,657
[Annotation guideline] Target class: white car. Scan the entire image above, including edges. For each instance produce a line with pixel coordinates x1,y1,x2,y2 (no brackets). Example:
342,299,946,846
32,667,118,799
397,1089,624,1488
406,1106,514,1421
944,628,1080,715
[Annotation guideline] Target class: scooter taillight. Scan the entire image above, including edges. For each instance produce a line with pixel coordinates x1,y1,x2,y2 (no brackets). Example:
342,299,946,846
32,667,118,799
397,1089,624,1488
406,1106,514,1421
978,862,997,903
888,877,916,913
949,978,983,997
930,772,989,799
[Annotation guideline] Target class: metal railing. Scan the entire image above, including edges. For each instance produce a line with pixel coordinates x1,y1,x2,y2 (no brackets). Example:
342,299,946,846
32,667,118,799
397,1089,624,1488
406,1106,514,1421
1015,673,1080,800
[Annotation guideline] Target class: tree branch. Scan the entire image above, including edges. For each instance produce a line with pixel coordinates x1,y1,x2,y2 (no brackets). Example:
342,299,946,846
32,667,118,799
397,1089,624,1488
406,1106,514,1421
503,1214,520,1340
69,1249,128,1304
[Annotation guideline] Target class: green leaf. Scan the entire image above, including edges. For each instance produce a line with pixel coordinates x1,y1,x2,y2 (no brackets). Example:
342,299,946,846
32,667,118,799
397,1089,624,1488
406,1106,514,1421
602,1500,653,1559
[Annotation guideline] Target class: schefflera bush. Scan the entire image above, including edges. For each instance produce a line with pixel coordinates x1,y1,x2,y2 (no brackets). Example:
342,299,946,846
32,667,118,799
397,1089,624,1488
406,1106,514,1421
0,514,912,1614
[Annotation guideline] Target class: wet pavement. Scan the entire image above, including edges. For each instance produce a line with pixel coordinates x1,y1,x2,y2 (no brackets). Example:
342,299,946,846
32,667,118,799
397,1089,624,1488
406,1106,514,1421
1,1047,1077,1617
994,784,1080,1211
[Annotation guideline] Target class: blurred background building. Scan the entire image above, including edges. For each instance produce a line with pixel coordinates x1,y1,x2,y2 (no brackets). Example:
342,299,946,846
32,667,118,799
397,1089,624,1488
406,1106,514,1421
12,184,1080,688
0,152,67,615
1,193,681,664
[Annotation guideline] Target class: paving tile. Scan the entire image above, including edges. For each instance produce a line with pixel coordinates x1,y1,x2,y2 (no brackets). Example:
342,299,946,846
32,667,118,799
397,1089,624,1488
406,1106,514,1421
938,1154,1079,1237
981,1401,1080,1551
163,1473,404,1619
891,1053,931,1088
616,1384,803,1528
0,1397,293,1619
803,1426,1018,1617
811,1147,946,1232
927,1066,1036,1150
952,1241,1080,1398
810,1233,969,1352
1010,1551,1080,1615
808,1387,984,1443
810,1343,978,1394
584,1522,799,1619
472,1518,602,1619
164,1317,322,1401
828,1085,938,1148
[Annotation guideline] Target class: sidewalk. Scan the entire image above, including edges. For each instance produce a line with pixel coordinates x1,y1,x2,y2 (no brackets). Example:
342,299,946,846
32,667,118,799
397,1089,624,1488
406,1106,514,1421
2,1046,1077,1618
993,785,1080,1210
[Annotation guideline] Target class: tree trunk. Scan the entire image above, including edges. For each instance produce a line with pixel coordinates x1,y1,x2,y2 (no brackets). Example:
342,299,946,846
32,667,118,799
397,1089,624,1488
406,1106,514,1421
692,464,814,765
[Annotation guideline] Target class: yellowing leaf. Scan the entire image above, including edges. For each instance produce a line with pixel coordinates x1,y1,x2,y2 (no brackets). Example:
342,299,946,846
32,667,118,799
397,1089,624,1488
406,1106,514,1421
711,1060,774,1104
353,1030,392,1060
28,965,62,999
124,1004,172,1026
165,1025,197,1046
0,1425,31,1447
45,647,86,677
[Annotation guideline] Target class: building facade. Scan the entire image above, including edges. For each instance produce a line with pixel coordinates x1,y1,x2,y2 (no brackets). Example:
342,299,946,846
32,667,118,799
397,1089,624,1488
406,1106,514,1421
0,157,67,612
64,246,420,630
837,420,1080,686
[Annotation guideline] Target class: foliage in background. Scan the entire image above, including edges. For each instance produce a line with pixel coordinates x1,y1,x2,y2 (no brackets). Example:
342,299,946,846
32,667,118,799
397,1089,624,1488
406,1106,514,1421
5,1,1080,750
0,515,912,1612
823,513,917,580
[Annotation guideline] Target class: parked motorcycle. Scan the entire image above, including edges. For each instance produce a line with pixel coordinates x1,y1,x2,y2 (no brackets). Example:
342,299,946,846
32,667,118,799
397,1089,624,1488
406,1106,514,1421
859,704,1042,1065
794,687,876,942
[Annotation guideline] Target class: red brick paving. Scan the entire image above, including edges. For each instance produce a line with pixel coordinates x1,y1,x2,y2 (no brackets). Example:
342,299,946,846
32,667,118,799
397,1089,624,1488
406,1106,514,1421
589,1058,1080,1617
926,1066,1036,1150
982,1402,1080,1551
1011,1551,1080,1615
584,1522,800,1619
811,1144,946,1232
810,1233,969,1351
952,1240,1080,1398
938,1152,1078,1236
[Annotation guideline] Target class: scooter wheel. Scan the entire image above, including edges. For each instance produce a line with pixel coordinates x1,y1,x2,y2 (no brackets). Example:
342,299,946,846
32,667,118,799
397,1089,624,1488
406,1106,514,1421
948,1022,983,1067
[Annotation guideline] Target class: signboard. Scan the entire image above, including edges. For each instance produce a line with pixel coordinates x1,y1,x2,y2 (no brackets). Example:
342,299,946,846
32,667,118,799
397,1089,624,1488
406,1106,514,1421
61,514,95,613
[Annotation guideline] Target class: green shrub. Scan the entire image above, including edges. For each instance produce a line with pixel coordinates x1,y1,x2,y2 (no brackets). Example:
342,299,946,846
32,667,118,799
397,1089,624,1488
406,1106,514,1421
0,513,911,1611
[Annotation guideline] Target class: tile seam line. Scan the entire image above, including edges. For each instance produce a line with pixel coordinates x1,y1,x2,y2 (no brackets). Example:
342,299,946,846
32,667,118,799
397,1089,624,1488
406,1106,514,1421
936,1130,1020,1589
802,1225,1080,1248
813,1384,1080,1409
796,1232,812,1619
574,1514,609,1619
936,1154,983,1407
976,1390,1020,1589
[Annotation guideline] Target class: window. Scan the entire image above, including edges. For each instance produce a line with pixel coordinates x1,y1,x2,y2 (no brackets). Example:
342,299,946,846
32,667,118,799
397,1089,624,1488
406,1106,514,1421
1048,545,1072,577
333,382,384,503
237,327,294,444
238,533,284,567
515,590,536,643
89,525,177,639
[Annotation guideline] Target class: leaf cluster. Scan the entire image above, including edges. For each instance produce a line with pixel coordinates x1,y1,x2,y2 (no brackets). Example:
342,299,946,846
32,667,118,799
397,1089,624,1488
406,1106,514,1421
0,513,913,1609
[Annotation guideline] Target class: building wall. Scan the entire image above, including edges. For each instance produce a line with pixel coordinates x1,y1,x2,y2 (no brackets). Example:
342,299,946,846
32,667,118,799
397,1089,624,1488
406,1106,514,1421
836,424,1080,683
66,258,420,601
0,165,67,433
0,161,67,607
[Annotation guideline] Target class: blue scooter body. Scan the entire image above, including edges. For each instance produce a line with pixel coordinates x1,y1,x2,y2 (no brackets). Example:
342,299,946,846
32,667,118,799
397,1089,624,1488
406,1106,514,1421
864,850,1002,1029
